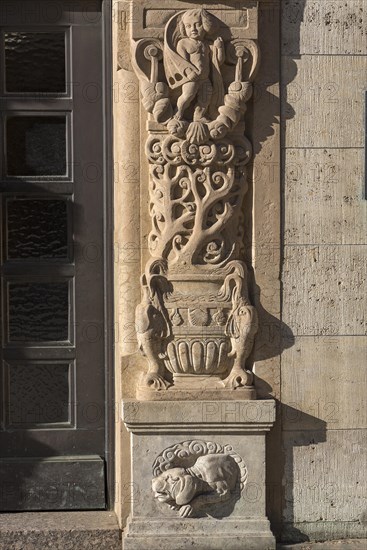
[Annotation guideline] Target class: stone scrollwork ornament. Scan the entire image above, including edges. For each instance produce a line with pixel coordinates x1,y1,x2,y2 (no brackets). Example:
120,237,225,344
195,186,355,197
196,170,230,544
132,7,260,399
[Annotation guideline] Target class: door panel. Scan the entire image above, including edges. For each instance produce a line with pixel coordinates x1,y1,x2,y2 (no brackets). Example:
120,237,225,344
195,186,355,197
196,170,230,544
0,0,108,510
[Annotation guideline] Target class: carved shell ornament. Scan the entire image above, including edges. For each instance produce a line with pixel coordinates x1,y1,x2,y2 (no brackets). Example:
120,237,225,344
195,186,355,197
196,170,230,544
152,440,248,517
188,308,211,326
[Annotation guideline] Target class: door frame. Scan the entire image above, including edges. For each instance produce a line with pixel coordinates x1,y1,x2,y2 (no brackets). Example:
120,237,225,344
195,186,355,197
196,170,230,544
102,0,115,510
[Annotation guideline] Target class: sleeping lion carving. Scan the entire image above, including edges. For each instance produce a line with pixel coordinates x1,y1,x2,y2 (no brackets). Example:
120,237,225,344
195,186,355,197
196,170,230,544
152,453,239,518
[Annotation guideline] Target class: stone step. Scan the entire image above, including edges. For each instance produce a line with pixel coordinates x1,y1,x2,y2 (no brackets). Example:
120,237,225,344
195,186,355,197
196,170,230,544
277,541,367,550
0,511,121,550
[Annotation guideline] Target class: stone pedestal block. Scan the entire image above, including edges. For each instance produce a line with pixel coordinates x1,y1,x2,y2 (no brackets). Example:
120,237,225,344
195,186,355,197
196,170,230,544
121,399,276,550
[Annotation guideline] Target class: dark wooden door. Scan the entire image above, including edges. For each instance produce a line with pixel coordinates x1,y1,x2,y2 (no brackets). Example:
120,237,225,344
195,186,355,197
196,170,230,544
0,0,111,510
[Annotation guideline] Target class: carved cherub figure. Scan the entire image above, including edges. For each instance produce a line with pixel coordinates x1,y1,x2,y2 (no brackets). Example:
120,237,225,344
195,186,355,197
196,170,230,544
164,9,225,122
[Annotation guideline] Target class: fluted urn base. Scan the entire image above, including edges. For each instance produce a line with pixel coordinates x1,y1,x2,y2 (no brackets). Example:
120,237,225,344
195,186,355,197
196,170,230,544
137,374,256,400
137,384,256,401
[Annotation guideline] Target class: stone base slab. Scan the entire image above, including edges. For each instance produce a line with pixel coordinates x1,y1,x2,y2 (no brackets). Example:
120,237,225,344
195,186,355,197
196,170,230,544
121,399,276,550
123,517,275,549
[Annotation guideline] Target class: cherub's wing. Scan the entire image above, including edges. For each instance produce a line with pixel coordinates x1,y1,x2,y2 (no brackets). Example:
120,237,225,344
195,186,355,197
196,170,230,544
163,12,196,89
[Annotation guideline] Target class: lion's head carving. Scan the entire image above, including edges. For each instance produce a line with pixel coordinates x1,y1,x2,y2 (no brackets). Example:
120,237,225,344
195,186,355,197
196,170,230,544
152,453,239,517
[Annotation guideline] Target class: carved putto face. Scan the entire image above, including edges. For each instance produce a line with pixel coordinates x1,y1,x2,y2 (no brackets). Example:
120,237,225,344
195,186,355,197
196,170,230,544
182,12,205,40
179,9,217,41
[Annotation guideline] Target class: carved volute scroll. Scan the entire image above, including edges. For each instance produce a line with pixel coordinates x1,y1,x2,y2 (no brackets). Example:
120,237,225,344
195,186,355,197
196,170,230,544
130,2,260,399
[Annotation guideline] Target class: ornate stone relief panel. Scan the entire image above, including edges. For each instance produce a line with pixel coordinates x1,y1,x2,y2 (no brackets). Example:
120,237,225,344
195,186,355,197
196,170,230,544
120,4,278,547
152,440,247,518
130,2,260,399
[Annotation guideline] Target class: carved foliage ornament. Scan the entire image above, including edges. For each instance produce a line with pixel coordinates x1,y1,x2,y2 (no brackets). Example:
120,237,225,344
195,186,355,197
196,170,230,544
152,440,248,517
132,8,260,395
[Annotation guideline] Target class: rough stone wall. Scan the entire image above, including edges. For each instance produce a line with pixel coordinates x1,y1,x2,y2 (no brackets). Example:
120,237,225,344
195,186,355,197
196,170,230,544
281,0,367,541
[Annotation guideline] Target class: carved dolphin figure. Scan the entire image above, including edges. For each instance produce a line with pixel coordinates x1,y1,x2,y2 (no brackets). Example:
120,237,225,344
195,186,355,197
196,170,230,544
222,298,258,388
226,299,258,367
135,285,170,390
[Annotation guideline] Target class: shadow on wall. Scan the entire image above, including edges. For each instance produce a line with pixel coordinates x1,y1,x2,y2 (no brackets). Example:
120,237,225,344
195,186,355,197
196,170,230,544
277,2,328,544
276,404,327,543
244,0,304,389
246,1,311,542
242,0,302,382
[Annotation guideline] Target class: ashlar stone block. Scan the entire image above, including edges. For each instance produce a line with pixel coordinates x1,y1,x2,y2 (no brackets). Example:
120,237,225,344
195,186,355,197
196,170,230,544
282,429,367,525
284,148,366,245
281,336,367,430
282,56,367,148
282,0,367,56
282,244,367,336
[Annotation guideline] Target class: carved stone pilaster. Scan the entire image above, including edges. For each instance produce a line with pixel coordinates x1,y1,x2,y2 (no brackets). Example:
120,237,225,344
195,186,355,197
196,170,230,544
120,3,277,548
131,2,260,400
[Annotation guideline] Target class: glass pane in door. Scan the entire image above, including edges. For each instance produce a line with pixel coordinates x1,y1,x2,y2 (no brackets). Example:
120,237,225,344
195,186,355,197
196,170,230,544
6,116,67,176
5,198,69,259
4,32,66,93
7,282,69,342
7,362,71,426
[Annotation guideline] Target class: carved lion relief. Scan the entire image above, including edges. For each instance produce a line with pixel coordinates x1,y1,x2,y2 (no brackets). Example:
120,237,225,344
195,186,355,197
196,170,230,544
131,7,260,397
152,440,247,518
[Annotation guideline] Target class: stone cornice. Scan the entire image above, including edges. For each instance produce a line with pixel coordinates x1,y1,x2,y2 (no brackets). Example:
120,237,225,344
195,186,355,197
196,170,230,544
122,399,276,433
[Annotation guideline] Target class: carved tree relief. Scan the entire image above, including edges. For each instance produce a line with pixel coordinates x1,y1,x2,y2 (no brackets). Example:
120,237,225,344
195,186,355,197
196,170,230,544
131,8,260,398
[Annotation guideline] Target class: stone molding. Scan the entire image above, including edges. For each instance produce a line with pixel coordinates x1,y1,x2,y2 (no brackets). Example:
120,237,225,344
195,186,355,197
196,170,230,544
122,399,276,433
123,518,275,550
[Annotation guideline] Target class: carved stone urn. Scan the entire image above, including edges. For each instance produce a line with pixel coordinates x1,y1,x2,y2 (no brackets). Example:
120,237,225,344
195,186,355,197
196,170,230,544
132,7,260,400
